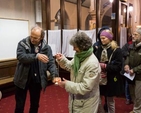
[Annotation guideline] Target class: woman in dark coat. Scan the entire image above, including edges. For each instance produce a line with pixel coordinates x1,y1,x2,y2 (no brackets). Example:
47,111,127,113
95,30,123,113
93,26,110,112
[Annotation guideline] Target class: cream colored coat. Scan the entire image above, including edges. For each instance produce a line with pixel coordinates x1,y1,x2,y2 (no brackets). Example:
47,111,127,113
57,53,101,113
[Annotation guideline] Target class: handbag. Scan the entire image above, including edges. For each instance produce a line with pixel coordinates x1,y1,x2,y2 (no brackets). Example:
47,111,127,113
99,48,116,85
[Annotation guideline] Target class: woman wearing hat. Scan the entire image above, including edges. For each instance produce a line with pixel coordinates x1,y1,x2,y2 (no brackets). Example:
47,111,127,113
95,30,123,113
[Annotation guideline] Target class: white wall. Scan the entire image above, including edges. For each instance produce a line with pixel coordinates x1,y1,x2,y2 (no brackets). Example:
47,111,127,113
0,0,35,29
0,0,36,61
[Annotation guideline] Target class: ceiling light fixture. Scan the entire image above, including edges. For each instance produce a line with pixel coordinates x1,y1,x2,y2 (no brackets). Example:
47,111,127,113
109,0,113,3
129,3,133,12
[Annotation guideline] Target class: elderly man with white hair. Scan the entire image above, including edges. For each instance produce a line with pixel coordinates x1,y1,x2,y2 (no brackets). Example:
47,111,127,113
124,26,141,113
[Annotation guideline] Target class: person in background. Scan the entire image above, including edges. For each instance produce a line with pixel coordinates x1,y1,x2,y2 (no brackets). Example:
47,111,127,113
14,25,58,113
121,30,133,105
55,32,101,113
124,27,141,113
93,26,110,54
93,26,110,113
95,29,123,113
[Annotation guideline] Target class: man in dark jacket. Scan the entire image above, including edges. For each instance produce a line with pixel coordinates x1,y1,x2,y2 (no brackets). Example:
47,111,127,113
124,27,141,113
14,26,58,113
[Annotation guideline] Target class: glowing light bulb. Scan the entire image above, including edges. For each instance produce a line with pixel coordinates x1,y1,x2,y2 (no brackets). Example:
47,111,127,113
109,0,113,3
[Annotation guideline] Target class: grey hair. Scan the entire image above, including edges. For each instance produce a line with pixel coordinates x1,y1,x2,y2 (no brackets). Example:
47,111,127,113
136,27,141,35
31,25,45,39
69,32,92,51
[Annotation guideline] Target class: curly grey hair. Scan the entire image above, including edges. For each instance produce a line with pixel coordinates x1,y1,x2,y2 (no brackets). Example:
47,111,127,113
136,27,141,35
69,32,92,51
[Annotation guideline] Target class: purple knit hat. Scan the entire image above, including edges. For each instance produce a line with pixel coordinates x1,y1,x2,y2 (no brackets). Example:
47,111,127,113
100,30,113,40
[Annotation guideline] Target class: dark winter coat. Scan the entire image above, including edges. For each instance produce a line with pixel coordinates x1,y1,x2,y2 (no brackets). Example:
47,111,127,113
125,43,141,81
95,41,124,97
14,36,58,90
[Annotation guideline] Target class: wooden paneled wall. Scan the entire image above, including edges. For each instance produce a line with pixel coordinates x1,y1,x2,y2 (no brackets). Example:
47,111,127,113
0,59,17,79
0,59,17,97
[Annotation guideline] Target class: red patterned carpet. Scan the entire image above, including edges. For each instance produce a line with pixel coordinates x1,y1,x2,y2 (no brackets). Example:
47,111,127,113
0,84,133,113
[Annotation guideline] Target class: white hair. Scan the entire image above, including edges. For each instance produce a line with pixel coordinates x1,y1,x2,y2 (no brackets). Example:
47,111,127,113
136,27,141,35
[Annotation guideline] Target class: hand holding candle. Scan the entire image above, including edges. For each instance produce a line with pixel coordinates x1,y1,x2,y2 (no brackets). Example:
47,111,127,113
53,77,61,85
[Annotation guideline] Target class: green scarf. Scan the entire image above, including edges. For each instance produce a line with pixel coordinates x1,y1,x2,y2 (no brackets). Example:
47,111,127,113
73,47,93,76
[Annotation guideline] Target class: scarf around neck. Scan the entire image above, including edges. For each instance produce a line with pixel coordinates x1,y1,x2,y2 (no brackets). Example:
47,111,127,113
73,47,93,76
100,43,111,62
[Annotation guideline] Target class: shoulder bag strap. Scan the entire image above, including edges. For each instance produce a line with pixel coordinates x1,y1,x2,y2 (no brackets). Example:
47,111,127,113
108,48,117,63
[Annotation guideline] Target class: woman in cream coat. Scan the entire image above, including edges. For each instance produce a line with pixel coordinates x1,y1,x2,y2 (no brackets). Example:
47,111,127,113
55,32,101,113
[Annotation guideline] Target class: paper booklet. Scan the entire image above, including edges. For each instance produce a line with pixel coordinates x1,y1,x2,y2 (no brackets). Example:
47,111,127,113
123,72,135,81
